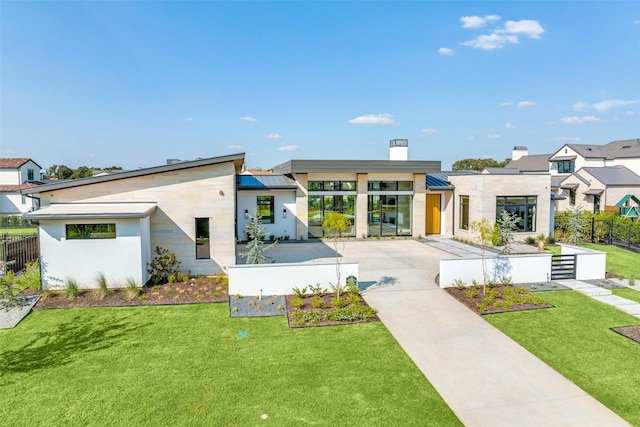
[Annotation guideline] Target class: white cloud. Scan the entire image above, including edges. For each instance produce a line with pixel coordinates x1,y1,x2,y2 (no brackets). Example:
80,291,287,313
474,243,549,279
561,116,603,124
264,133,282,139
227,145,243,150
487,134,502,139
572,101,589,111
421,128,439,134
184,117,193,122
500,101,513,107
553,136,582,142
240,116,257,122
592,99,639,112
518,101,536,108
624,111,635,116
460,15,500,29
347,113,395,125
462,33,518,50
505,122,517,129
499,20,545,39
461,18,544,50
277,145,299,152
438,47,455,56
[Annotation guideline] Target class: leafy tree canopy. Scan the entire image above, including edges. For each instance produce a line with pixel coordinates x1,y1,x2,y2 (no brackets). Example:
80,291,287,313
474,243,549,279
452,158,510,172
43,165,123,180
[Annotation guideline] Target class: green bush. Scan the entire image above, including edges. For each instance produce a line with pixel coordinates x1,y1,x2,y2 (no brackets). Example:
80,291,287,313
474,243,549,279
147,246,181,285
64,279,80,299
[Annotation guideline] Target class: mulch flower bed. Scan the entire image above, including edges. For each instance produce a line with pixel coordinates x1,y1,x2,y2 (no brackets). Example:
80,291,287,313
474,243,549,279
612,326,640,344
28,276,229,309
285,292,379,328
445,284,553,315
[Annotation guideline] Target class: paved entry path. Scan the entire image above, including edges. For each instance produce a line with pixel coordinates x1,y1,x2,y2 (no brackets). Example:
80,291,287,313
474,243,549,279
339,240,630,427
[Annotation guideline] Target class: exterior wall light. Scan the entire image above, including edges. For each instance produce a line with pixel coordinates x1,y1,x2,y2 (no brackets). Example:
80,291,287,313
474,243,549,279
283,209,287,218
244,209,249,219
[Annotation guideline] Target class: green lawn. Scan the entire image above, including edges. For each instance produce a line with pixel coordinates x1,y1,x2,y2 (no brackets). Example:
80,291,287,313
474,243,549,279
0,227,37,236
0,304,460,426
485,291,640,426
612,287,640,303
580,243,640,279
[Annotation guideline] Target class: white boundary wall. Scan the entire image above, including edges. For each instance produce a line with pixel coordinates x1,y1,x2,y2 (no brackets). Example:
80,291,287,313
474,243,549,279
439,254,551,288
559,244,606,280
228,262,358,296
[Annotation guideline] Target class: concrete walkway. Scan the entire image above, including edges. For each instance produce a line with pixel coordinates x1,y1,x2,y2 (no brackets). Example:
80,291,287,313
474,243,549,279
343,240,630,427
263,240,630,426
556,279,640,318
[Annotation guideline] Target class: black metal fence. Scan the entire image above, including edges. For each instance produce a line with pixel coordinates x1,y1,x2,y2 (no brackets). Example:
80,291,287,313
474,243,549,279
0,233,39,275
587,218,640,252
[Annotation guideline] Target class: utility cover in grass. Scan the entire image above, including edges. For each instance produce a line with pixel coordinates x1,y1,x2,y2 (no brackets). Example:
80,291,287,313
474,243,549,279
229,295,286,317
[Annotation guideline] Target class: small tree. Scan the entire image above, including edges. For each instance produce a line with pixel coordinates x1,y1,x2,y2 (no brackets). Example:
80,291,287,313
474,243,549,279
240,213,277,264
147,246,181,285
470,218,494,294
567,205,587,245
322,212,351,300
496,209,519,254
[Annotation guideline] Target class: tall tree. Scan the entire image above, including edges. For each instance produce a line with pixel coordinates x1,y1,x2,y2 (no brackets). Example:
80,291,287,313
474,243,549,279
452,158,510,171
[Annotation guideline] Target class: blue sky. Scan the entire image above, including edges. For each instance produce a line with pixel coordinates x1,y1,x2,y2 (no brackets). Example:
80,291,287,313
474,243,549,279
2,1,639,171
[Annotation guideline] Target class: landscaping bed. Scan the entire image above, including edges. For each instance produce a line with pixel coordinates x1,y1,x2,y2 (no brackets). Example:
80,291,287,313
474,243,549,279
612,325,640,344
285,291,378,327
29,275,229,309
445,284,552,315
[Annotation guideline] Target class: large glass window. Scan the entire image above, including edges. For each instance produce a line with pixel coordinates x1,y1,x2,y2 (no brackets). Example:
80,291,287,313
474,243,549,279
307,195,355,237
368,181,413,191
308,181,356,191
496,196,537,232
195,218,210,259
569,189,576,207
460,196,469,230
367,195,411,236
27,169,34,181
66,224,116,239
256,196,274,224
556,161,575,174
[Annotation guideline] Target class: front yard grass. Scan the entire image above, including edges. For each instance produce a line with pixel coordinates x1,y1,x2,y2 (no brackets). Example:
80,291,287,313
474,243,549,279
485,291,640,426
0,304,460,426
612,287,640,303
580,243,640,279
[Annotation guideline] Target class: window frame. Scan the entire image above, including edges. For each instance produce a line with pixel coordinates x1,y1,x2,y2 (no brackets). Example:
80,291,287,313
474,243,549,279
195,218,210,259
256,195,275,224
66,223,116,240
459,195,470,230
27,169,35,181
556,161,575,174
495,196,537,232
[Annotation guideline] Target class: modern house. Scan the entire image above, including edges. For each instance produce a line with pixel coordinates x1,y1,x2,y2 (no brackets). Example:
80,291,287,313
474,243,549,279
0,158,42,215
22,139,559,289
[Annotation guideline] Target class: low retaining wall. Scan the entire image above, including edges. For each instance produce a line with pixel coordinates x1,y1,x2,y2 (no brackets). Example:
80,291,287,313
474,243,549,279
559,244,606,281
439,253,551,288
228,262,359,296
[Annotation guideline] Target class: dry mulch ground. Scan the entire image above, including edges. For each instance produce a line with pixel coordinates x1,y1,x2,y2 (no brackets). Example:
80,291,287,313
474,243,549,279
445,284,553,315
612,326,640,344
28,276,229,309
285,292,379,328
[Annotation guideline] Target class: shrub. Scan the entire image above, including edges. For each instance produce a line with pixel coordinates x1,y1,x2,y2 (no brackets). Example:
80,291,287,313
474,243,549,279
465,288,478,299
311,295,325,309
331,298,347,308
292,286,307,298
523,236,536,245
309,283,327,297
64,278,80,299
453,278,465,289
22,260,41,290
147,246,181,285
125,277,140,300
346,292,362,305
291,297,304,308
92,272,110,300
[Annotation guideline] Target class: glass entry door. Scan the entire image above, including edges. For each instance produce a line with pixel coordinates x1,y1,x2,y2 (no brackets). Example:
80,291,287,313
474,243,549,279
368,195,411,236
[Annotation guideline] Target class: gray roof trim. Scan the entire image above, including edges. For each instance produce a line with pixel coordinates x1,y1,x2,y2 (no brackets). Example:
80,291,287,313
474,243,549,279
272,159,441,174
23,203,157,220
560,183,578,189
583,188,604,195
549,155,576,162
21,153,245,195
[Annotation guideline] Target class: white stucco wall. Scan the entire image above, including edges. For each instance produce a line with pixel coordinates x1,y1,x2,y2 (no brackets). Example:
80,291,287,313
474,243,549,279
236,190,297,241
38,217,151,290
1,193,38,214
228,262,359,296
439,253,551,287
559,244,606,280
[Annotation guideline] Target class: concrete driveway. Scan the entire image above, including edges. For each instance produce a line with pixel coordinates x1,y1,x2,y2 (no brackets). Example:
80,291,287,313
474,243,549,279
259,239,629,426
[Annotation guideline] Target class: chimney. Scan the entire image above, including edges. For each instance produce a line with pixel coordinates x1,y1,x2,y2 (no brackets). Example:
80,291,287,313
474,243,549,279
512,146,528,161
389,139,408,160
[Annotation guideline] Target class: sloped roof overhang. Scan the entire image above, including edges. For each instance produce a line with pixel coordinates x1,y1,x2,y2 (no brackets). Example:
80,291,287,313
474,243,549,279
23,203,157,220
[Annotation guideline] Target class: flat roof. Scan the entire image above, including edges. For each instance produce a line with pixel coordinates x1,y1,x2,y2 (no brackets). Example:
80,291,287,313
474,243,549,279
271,159,441,174
23,203,157,220
237,174,297,190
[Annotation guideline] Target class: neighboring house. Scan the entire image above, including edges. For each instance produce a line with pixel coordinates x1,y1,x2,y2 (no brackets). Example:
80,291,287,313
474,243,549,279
557,166,640,213
22,154,244,289
0,158,42,214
